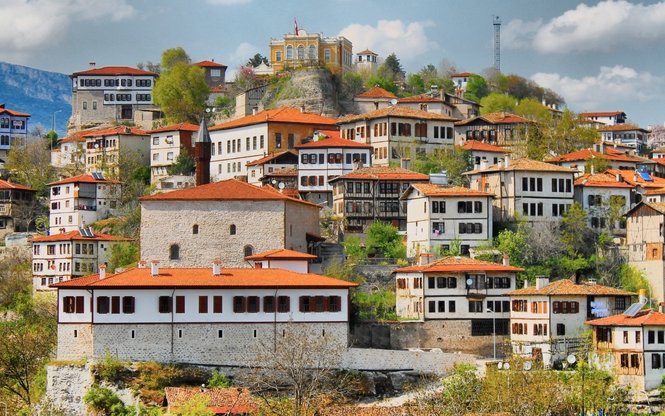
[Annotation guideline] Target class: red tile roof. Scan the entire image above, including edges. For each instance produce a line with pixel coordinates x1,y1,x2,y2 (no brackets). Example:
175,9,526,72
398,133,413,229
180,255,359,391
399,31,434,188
264,167,298,177
585,309,665,327
354,86,397,99
605,169,665,188
599,123,648,132
317,129,341,139
505,278,634,297
0,180,36,192
466,158,577,174
0,107,30,117
165,387,255,415
59,128,109,144
195,60,228,68
357,49,377,55
209,107,337,132
245,248,317,261
139,178,318,207
460,140,508,153
397,94,446,104
47,174,122,186
246,151,297,167
209,87,228,93
545,148,643,164
574,172,634,189
402,183,494,200
330,166,430,182
30,230,130,243
82,126,148,137
296,137,373,149
395,256,524,273
451,72,473,77
71,66,157,77
338,106,458,123
644,187,665,196
580,111,625,118
148,123,199,134
455,112,530,126
51,266,357,289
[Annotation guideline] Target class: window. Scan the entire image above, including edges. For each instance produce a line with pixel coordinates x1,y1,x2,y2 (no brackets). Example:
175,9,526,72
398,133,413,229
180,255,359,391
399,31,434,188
63,296,84,313
230,224,236,235
244,245,253,257
192,224,199,234
557,323,565,336
97,296,110,314
468,300,483,313
169,244,179,260
429,301,436,313
218,329,224,338
213,296,223,313
233,296,246,313
158,296,172,313
438,301,445,312
199,296,208,313
597,327,612,343
264,296,275,313
288,134,295,149
324,49,331,60
112,296,120,314
299,296,340,312
175,296,185,313
122,296,135,314
276,51,282,62
247,296,260,313
448,301,456,312
275,133,282,149
659,330,664,344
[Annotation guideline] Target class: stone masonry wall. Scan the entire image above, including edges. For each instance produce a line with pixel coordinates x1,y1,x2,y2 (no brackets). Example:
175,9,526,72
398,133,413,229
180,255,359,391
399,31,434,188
57,324,93,361
344,348,475,373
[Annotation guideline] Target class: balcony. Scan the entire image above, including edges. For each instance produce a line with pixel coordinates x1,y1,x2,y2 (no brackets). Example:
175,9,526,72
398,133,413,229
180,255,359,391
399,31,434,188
76,204,96,211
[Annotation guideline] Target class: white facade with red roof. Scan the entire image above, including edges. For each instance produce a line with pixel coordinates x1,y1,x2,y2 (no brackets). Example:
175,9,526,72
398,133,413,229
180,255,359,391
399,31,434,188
139,179,321,268
0,180,37,238
31,229,129,291
465,156,577,224
83,126,150,176
454,112,531,148
0,104,29,162
545,143,647,175
47,174,122,234
580,111,626,126
599,123,650,154
148,123,199,185
586,306,665,390
396,93,457,119
401,184,494,257
208,107,338,182
460,139,508,167
245,248,317,273
69,64,158,129
337,106,458,167
573,171,634,234
353,86,397,114
51,262,356,364
451,72,473,93
296,131,373,205
355,49,379,74
245,150,298,187
626,201,665,303
506,276,634,368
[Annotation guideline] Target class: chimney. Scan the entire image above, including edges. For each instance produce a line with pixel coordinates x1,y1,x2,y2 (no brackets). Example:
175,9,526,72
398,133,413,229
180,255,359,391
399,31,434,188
523,279,530,288
300,105,305,113
497,159,503,169
616,173,622,182
504,154,511,168
639,289,648,304
89,62,96,69
502,255,510,266
480,158,489,170
99,264,106,279
212,260,221,276
138,260,147,269
501,110,506,119
252,106,258,115
588,278,597,285
401,158,411,170
150,260,160,276
419,253,434,266
659,302,665,314
535,275,549,290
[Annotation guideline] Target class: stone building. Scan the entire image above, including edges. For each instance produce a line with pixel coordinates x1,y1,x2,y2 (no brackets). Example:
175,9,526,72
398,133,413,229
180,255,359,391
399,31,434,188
52,262,356,364
269,29,353,75
68,64,158,130
139,178,321,268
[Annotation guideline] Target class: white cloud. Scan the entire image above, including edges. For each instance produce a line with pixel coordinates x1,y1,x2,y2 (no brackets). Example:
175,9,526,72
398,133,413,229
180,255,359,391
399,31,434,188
532,65,665,111
0,0,136,63
228,42,259,67
504,0,665,54
338,19,439,61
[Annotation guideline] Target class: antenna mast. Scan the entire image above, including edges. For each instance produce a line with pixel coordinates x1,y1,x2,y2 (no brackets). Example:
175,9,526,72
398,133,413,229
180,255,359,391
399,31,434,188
493,15,501,71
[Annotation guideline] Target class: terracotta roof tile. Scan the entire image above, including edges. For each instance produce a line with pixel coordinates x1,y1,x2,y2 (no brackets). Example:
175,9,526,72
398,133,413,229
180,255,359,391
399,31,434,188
605,169,665,188
296,137,372,149
264,167,298,176
165,387,255,414
397,94,446,103
47,174,122,186
644,187,665,196
585,309,665,327
245,248,317,260
246,151,297,167
209,87,228,93
460,140,508,153
82,126,148,137
354,86,397,99
505,279,634,297
51,266,357,289
148,123,199,134
138,178,318,207
338,106,457,123
395,256,524,273
403,183,494,199
59,128,109,144
195,60,228,68
465,158,577,174
209,107,337,132
574,172,635,188
357,49,378,55
451,72,474,77
581,111,625,118
0,180,36,192
599,123,648,132
0,107,30,117
71,66,157,77
545,148,643,164
330,166,430,182
455,112,530,126
30,230,131,243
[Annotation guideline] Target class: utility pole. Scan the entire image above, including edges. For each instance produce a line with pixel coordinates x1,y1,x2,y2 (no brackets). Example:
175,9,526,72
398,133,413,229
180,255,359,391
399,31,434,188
493,15,501,72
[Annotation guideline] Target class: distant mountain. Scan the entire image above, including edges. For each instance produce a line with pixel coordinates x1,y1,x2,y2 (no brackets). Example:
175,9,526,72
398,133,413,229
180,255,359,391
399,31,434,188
0,62,71,137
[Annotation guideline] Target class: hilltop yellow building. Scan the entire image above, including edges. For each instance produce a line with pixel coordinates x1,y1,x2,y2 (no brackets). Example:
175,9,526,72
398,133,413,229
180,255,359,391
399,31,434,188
269,29,353,75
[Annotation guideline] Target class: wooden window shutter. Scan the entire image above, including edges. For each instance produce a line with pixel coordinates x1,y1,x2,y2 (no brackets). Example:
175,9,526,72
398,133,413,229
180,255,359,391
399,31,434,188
324,296,330,312
213,296,222,313
111,296,120,314
299,296,305,312
310,296,316,312
175,296,185,314
241,297,247,313
75,296,84,313
199,296,208,313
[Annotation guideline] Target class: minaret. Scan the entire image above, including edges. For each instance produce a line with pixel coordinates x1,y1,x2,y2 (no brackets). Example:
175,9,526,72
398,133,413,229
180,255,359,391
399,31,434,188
193,117,212,186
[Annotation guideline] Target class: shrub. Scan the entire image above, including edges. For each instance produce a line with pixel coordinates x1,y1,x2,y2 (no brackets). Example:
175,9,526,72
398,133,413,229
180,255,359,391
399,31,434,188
207,369,230,388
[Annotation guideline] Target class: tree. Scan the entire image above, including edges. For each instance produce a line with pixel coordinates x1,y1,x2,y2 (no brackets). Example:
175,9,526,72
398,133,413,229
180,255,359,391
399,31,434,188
364,76,398,95
152,47,209,124
365,221,406,259
136,61,161,75
0,248,32,309
229,66,264,95
479,92,516,114
378,53,404,81
560,202,596,258
108,242,139,272
464,74,488,102
167,150,196,176
341,71,365,99
4,141,58,197
44,130,58,150
412,146,472,185
405,73,424,95
515,97,550,121
246,53,268,67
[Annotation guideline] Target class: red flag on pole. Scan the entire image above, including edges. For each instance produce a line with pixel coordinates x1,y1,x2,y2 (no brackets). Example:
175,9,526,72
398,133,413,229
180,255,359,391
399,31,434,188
294,18,298,35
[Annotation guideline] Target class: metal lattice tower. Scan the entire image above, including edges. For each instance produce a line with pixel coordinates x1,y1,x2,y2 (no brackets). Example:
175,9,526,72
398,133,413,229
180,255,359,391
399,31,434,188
493,15,501,71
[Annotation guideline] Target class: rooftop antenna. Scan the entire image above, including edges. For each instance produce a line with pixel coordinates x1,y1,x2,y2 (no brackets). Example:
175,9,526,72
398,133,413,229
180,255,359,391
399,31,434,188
493,15,501,72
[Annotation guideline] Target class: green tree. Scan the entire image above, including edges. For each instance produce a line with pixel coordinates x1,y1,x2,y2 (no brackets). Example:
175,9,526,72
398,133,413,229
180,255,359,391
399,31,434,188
207,369,230,388
153,47,209,124
515,97,550,121
44,130,58,150
246,53,268,67
365,221,406,259
464,74,488,102
412,146,472,185
5,141,58,198
560,202,596,257
618,264,651,294
167,150,196,176
341,235,366,261
405,73,424,95
341,71,365,99
365,76,398,95
378,53,404,81
213,95,235,117
479,92,516,114
109,242,139,272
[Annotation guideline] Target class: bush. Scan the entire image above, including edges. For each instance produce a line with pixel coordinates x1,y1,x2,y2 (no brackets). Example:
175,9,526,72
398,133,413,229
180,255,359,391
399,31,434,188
96,351,126,382
207,369,230,388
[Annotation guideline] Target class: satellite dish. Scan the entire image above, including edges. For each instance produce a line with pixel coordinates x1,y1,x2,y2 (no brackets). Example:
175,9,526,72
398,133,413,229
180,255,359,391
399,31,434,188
205,108,211,113
271,179,277,184
278,182,285,190
503,362,510,370
567,354,576,364
466,278,473,286
523,361,532,371
497,362,503,369
390,98,398,106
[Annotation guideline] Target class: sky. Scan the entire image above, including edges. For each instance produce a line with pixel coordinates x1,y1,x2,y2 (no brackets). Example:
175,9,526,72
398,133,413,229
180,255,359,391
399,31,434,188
1,0,665,128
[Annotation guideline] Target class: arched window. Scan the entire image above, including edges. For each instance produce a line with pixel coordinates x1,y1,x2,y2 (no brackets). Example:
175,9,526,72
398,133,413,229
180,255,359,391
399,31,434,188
244,245,253,257
308,45,316,59
297,45,304,60
286,45,293,60
192,224,199,235
230,224,236,235
169,244,180,260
